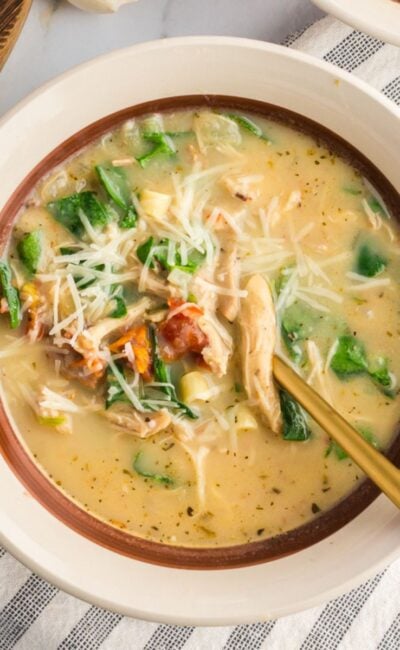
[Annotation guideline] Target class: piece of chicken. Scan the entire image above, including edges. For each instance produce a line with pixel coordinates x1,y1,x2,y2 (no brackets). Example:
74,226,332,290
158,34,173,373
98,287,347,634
105,406,171,438
141,270,182,300
84,297,151,347
216,239,240,322
62,298,152,387
197,312,233,378
239,274,282,434
191,265,218,313
222,175,260,202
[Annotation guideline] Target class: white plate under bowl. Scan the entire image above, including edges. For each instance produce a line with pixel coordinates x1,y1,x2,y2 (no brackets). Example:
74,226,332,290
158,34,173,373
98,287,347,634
312,0,400,47
0,37,400,625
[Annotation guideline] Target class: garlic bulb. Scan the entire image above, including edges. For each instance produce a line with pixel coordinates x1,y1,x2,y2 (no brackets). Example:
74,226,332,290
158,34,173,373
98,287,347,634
68,0,138,13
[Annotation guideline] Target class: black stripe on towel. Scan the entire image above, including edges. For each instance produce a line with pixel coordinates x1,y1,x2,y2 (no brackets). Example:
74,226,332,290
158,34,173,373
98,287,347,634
382,76,400,106
283,22,314,47
323,31,383,72
300,571,385,650
58,606,122,650
144,624,195,650
224,622,276,650
378,612,400,650
0,574,58,650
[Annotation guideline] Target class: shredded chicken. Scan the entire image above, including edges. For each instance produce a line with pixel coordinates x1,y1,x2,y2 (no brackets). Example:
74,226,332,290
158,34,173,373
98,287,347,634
191,265,218,312
143,271,181,299
85,298,151,347
105,406,171,438
239,274,282,433
197,312,233,377
216,239,240,322
20,282,48,343
62,298,152,387
35,387,73,434
222,175,259,202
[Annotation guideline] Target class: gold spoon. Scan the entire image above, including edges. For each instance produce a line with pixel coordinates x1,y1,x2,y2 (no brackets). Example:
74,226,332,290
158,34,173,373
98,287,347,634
0,0,32,71
273,355,400,509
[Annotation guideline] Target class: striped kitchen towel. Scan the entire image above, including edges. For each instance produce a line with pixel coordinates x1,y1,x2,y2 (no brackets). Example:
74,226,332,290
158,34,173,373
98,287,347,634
1,15,400,650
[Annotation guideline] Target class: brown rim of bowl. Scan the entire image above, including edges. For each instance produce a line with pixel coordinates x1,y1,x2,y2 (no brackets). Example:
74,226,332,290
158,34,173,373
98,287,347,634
0,94,400,570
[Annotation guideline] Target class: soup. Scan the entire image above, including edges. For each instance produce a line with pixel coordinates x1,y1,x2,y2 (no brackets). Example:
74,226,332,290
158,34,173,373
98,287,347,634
1,105,399,549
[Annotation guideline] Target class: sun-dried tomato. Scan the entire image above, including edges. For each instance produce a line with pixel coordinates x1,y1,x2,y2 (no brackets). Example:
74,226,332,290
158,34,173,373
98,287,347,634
158,312,208,362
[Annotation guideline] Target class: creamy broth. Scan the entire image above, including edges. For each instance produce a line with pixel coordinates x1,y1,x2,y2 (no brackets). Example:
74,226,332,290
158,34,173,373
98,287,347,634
1,107,399,548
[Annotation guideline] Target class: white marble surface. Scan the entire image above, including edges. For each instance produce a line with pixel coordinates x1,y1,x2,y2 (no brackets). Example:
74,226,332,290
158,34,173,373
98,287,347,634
0,0,323,116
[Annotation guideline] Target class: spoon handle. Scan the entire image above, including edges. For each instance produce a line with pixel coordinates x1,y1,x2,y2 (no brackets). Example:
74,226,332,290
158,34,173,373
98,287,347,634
0,0,32,71
273,355,400,509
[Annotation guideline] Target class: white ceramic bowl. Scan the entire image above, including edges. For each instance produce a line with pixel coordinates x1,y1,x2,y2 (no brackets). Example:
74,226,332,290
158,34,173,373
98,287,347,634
312,0,400,47
0,37,400,625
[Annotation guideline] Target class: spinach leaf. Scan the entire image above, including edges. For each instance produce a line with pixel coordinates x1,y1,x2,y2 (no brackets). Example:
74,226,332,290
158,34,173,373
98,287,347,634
343,186,362,196
47,191,109,236
164,131,193,138
326,425,379,461
96,164,131,209
76,264,105,289
95,164,138,229
17,231,42,274
119,205,138,229
356,243,387,277
59,248,105,289
105,366,129,409
330,335,368,378
368,357,395,397
274,266,294,297
59,246,81,256
136,236,155,267
110,295,127,319
281,302,315,365
280,389,311,441
358,426,380,449
133,451,174,485
0,261,21,329
136,237,205,274
226,113,270,142
325,439,348,461
149,326,198,420
137,133,176,168
368,196,386,216
175,247,206,274
331,336,396,396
